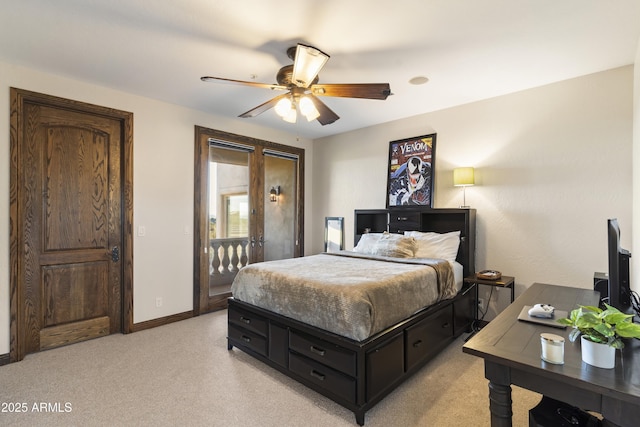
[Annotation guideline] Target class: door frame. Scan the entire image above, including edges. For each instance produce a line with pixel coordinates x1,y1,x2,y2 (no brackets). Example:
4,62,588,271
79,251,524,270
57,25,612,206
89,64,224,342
9,88,134,362
193,126,304,315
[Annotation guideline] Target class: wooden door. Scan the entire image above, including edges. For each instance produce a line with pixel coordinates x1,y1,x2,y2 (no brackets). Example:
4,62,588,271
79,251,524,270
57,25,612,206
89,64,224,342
10,88,134,362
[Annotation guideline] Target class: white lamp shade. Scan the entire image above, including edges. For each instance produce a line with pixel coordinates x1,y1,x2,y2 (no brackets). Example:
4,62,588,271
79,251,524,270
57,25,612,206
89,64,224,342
292,44,329,88
453,167,475,186
299,96,320,121
274,97,297,123
274,97,292,117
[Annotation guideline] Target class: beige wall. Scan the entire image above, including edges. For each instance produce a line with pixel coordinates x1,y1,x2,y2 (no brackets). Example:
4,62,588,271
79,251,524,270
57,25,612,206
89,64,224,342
312,66,634,318
0,61,314,355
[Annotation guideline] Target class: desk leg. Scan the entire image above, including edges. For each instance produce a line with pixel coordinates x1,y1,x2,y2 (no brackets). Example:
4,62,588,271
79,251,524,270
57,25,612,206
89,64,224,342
485,361,513,427
489,382,512,426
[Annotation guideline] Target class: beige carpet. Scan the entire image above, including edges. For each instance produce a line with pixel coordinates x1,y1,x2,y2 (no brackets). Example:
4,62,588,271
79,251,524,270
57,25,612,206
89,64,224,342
0,310,540,426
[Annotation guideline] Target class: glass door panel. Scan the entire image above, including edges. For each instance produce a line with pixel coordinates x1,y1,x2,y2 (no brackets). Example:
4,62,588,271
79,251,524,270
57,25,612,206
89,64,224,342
208,143,251,297
263,150,298,261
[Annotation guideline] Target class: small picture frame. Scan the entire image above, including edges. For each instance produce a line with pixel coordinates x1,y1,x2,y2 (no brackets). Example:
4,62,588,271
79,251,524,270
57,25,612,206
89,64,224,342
386,133,436,208
324,217,344,252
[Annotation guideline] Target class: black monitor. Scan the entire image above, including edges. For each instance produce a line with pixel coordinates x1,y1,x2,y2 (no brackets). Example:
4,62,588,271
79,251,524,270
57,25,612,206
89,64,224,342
607,218,631,311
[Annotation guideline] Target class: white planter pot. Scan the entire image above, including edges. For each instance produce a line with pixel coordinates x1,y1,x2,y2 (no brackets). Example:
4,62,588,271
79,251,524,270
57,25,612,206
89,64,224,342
581,335,616,369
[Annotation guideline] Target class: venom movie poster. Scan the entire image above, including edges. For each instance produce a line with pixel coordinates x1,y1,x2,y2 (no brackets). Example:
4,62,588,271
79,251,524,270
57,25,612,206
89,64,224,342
386,133,436,208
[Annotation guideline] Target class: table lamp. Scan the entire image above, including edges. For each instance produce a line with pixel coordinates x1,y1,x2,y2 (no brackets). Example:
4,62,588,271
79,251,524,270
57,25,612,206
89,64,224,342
453,167,475,208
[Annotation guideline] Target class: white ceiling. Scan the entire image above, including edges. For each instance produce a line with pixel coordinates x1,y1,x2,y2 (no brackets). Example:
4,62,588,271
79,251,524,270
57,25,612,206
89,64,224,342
1,0,639,140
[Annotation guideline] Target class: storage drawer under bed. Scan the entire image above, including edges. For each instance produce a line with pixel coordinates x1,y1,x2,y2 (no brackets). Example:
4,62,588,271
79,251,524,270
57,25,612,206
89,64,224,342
404,304,453,371
228,323,268,357
289,331,357,376
228,305,269,337
289,352,357,404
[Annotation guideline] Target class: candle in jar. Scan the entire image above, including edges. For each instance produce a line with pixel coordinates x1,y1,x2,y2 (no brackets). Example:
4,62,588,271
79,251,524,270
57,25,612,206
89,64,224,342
540,333,564,364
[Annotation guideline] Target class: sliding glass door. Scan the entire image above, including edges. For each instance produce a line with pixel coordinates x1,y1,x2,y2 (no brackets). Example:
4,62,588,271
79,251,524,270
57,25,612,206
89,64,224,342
194,127,304,313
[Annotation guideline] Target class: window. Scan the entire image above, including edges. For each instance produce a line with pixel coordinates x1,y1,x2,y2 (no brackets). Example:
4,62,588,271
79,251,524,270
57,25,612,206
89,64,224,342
224,194,248,238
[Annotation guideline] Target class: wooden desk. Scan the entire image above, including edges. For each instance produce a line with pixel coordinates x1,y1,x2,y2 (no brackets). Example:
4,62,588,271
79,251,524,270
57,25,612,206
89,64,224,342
463,282,640,427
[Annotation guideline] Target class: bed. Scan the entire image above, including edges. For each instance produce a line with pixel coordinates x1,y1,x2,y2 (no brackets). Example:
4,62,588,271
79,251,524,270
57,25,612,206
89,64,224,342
227,208,476,425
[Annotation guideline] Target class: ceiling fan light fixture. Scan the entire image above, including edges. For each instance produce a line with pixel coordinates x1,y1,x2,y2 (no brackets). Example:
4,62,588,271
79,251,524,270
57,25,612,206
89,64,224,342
201,44,390,126
292,44,329,88
274,97,292,117
273,97,297,123
299,96,320,121
275,96,297,123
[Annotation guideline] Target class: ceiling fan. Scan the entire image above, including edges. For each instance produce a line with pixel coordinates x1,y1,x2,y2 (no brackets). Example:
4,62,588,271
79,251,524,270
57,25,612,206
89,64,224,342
201,44,392,126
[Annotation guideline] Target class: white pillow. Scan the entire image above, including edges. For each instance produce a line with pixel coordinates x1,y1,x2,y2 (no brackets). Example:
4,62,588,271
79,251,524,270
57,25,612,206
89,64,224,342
353,233,383,254
404,230,461,261
371,233,417,258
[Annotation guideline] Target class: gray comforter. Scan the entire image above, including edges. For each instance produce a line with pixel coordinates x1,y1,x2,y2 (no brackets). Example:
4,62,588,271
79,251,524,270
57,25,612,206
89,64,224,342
230,251,456,341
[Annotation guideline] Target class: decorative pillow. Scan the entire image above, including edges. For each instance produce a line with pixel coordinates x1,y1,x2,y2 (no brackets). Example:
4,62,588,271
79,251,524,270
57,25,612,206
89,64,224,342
404,230,461,261
371,233,417,258
353,233,383,254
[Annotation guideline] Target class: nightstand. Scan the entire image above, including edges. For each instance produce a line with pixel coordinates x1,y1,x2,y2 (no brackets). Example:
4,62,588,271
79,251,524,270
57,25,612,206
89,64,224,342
464,274,515,327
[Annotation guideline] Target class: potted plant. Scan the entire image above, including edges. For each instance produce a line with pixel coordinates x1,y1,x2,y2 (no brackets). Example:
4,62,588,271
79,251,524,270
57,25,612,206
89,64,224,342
557,304,640,369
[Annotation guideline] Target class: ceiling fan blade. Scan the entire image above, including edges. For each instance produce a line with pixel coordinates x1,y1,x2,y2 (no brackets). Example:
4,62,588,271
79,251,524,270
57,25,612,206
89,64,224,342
201,76,288,91
238,93,291,118
292,44,330,88
308,95,340,125
311,83,392,100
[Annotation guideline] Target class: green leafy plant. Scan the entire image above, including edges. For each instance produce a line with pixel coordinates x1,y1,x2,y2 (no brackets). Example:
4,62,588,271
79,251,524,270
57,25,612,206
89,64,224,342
557,304,640,349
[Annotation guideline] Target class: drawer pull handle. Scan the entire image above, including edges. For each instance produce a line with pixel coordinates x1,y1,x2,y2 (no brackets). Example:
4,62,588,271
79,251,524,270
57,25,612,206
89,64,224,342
240,316,251,324
310,370,325,381
310,345,326,356
441,322,450,328
241,335,251,343
413,340,423,348
397,216,408,221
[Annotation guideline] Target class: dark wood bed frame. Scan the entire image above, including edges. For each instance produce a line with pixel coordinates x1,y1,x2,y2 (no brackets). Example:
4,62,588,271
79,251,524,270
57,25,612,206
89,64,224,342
227,208,476,425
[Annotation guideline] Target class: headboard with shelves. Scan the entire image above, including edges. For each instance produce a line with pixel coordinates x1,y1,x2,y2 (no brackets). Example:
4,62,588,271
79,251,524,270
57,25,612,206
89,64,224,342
354,208,476,278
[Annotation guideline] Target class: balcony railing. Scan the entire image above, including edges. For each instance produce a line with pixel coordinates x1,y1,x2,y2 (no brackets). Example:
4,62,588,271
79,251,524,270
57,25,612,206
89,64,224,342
209,237,249,289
